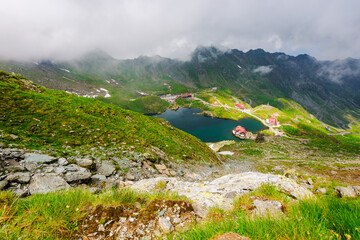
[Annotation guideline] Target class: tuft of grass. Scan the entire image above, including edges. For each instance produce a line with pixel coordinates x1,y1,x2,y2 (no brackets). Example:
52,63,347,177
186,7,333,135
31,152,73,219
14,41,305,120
233,184,290,212
176,197,360,240
155,180,167,190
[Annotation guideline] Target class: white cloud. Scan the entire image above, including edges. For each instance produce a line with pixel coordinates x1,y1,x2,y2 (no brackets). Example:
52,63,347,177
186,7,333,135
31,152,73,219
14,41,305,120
0,0,359,61
253,66,273,75
318,59,360,83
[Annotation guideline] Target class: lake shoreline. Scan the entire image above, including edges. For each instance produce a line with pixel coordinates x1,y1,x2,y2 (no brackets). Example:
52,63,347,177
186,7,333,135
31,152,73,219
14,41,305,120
154,108,267,142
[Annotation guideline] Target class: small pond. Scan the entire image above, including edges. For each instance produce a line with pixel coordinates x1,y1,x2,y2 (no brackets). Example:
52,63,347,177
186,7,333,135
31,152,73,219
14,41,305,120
154,108,267,142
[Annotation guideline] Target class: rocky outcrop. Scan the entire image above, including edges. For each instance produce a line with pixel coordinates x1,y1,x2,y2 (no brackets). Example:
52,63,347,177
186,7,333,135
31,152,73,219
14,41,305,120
0,147,180,196
131,172,314,216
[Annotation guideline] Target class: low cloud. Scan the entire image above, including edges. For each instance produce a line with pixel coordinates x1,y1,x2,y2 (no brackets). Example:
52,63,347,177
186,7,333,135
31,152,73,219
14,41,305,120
253,66,273,75
0,0,359,61
318,59,360,83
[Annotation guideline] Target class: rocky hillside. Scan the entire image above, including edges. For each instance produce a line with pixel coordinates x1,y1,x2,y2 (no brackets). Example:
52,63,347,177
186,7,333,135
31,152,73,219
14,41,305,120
1,47,359,127
0,71,218,163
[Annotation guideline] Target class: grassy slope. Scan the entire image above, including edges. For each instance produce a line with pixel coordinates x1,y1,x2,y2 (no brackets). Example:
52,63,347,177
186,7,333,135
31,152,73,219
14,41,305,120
0,71,218,163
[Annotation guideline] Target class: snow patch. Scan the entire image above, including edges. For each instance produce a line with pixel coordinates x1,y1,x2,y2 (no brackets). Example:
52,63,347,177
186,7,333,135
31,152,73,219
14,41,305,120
60,68,70,73
218,151,234,156
100,88,111,98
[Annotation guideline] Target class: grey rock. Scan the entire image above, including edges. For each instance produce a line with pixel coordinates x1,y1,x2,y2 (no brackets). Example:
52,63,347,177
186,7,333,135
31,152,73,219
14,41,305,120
131,172,314,214
6,172,31,183
91,174,108,187
97,161,115,177
24,153,56,164
335,186,357,197
158,217,172,233
124,172,135,181
54,166,66,174
4,159,24,171
25,161,39,172
43,166,55,173
29,173,70,194
12,187,29,197
64,168,92,182
91,174,107,183
76,158,93,167
316,188,327,194
253,199,283,216
58,158,69,166
0,180,8,190
64,164,80,172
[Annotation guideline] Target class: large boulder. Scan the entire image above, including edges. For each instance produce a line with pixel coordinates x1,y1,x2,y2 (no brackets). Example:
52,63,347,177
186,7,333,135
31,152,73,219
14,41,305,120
64,168,92,182
335,186,357,198
29,173,70,194
97,161,115,177
76,158,93,167
24,153,56,164
131,172,314,215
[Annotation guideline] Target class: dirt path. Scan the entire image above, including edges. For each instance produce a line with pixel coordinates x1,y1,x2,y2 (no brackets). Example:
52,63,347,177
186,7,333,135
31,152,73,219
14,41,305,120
232,96,239,104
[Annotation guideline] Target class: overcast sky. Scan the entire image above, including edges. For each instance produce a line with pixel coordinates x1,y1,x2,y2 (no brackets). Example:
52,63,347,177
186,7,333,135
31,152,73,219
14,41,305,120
0,0,359,61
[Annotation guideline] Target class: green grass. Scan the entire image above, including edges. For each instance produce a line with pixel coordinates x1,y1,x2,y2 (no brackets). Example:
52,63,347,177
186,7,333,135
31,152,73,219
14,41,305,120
124,95,170,114
175,197,360,240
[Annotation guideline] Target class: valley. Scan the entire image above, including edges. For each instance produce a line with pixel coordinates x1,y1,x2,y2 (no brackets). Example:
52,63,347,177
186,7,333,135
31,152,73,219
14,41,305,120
1,50,360,240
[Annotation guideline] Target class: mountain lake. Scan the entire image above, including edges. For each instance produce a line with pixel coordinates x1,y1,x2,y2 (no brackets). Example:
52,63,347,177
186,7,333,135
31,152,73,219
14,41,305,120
154,108,267,142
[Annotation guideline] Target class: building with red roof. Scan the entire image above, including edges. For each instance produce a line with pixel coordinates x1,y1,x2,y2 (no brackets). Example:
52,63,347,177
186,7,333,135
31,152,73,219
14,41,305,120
235,103,245,109
267,117,278,126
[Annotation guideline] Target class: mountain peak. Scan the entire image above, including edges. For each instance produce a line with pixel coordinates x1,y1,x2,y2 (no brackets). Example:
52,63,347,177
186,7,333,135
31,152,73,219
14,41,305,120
191,46,224,63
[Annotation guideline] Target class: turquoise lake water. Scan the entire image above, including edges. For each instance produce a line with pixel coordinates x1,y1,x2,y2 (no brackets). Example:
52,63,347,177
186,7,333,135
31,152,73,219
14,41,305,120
154,108,267,142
